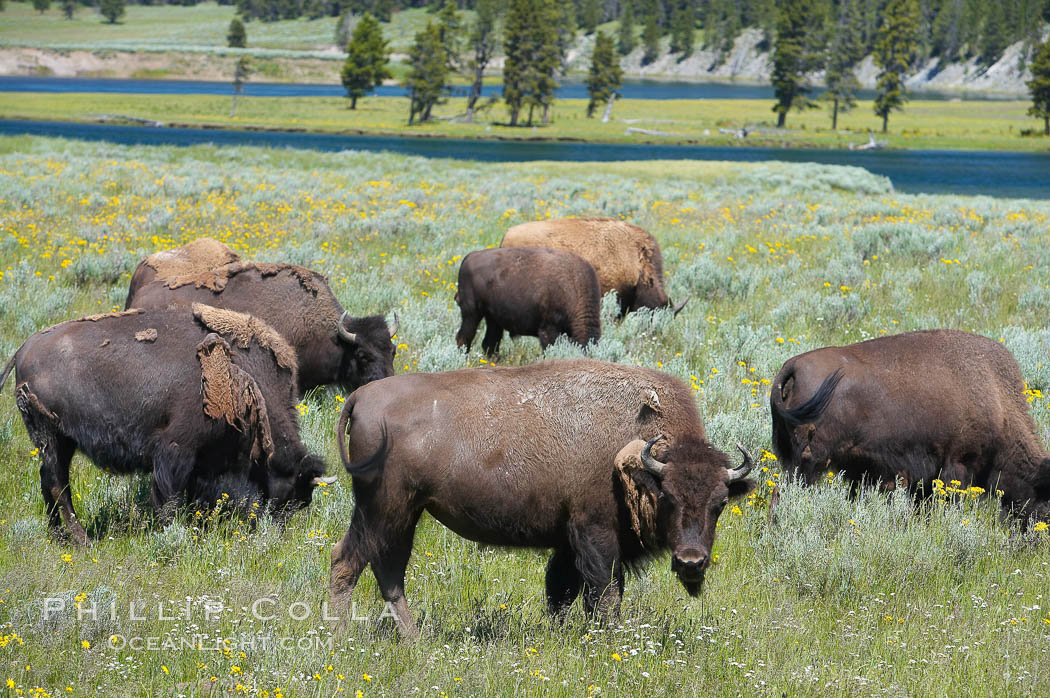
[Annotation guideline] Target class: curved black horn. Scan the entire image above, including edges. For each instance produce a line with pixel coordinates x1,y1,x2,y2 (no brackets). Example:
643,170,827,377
337,310,357,344
388,312,399,338
672,296,691,317
727,442,754,482
641,434,667,476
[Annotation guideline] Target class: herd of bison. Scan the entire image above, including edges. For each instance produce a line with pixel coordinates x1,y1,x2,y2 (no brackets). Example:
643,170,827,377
2,218,1049,638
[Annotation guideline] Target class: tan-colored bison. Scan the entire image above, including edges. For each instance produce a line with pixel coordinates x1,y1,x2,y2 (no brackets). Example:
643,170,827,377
501,217,688,317
125,237,240,303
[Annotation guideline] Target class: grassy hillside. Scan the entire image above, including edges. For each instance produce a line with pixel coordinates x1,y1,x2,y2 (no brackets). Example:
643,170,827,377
3,91,1047,151
0,136,1048,696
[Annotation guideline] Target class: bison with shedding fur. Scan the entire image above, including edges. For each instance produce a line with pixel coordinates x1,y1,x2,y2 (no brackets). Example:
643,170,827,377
0,305,331,545
125,259,396,395
126,237,241,301
331,359,755,637
455,247,601,356
501,218,688,317
770,329,1050,522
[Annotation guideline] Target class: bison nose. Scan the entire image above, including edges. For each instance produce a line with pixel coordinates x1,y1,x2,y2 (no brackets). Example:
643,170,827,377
672,550,709,576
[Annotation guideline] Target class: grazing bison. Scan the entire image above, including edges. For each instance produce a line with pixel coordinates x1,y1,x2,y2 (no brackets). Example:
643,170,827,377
770,329,1050,520
0,305,332,545
501,218,688,317
454,247,601,356
330,359,756,637
125,260,396,395
126,237,241,302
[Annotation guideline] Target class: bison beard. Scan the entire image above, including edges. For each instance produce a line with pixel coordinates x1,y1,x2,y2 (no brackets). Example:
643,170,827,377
329,359,755,638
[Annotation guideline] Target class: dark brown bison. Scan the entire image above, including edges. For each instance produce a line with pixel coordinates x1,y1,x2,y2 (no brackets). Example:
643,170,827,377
454,247,601,356
0,305,332,545
125,260,396,395
501,218,688,317
126,237,241,301
330,359,756,637
770,329,1050,521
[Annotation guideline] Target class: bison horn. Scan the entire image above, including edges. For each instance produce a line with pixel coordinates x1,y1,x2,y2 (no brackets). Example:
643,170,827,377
388,312,399,339
311,475,338,486
641,434,668,476
671,296,691,317
727,442,754,482
337,311,358,344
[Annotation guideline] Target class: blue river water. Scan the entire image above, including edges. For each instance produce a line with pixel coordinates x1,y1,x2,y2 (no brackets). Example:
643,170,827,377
1,118,1047,199
0,75,1023,102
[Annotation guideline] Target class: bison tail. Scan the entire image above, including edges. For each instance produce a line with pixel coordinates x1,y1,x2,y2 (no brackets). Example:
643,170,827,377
0,351,17,393
772,368,844,428
336,395,388,483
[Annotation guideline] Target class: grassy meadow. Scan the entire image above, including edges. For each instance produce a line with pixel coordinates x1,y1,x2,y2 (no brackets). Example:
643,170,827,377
4,91,1049,152
0,135,1049,696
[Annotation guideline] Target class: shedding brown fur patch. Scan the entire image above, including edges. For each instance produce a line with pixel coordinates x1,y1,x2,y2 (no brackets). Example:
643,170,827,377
81,309,144,322
135,328,158,342
196,333,274,464
191,303,297,375
615,440,661,550
145,238,240,281
161,261,325,296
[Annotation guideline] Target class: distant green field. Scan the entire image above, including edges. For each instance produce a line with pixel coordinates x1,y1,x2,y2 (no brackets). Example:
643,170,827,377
0,2,466,53
3,90,1047,151
0,135,1049,696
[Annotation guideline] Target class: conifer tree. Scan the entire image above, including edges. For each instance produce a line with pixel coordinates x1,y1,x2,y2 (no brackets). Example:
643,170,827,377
61,0,74,19
227,17,247,48
618,0,637,55
823,0,863,130
1028,38,1050,135
586,30,623,117
771,0,821,128
873,0,920,133
404,21,449,124
641,6,660,65
580,0,601,35
465,0,501,122
341,12,392,109
33,0,51,15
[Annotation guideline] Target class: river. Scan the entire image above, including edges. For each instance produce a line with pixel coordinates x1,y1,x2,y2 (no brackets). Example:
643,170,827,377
2,118,1047,199
0,76,1023,102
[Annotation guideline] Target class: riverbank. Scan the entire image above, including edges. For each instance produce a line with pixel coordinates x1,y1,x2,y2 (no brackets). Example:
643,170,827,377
2,92,1046,153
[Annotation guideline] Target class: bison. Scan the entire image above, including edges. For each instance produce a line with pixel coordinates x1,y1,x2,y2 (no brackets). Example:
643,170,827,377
0,304,332,545
125,259,396,395
330,359,756,637
770,329,1050,521
126,237,241,301
454,247,601,356
501,218,688,317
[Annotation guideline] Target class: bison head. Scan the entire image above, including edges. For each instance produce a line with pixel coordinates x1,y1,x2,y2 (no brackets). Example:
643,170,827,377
623,435,755,596
264,453,333,517
336,312,397,392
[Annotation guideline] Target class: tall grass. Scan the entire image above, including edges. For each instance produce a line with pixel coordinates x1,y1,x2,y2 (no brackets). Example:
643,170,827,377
0,136,1048,696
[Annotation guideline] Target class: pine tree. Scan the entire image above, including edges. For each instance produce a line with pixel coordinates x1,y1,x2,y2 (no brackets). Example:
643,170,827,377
771,0,821,128
341,12,392,109
641,7,660,65
670,2,696,57
502,0,531,126
1028,38,1050,135
404,21,449,124
465,0,500,122
979,2,1007,65
437,0,462,69
61,0,74,19
227,18,247,48
618,0,637,56
586,30,623,116
580,0,601,34
32,0,50,14
873,0,920,133
823,0,863,130
230,56,252,118
100,0,124,23
503,0,561,127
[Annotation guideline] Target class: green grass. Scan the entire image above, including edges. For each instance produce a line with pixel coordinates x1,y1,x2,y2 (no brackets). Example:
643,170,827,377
3,91,1049,151
0,135,1049,696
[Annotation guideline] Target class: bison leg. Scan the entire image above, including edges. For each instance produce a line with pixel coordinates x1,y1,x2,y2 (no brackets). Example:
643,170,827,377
545,546,581,620
568,523,623,621
40,434,87,546
537,327,561,352
150,443,194,522
329,511,370,615
370,530,420,640
481,321,503,358
455,310,481,353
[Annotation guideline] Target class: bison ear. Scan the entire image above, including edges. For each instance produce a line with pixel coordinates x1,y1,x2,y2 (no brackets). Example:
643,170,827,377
728,477,757,499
